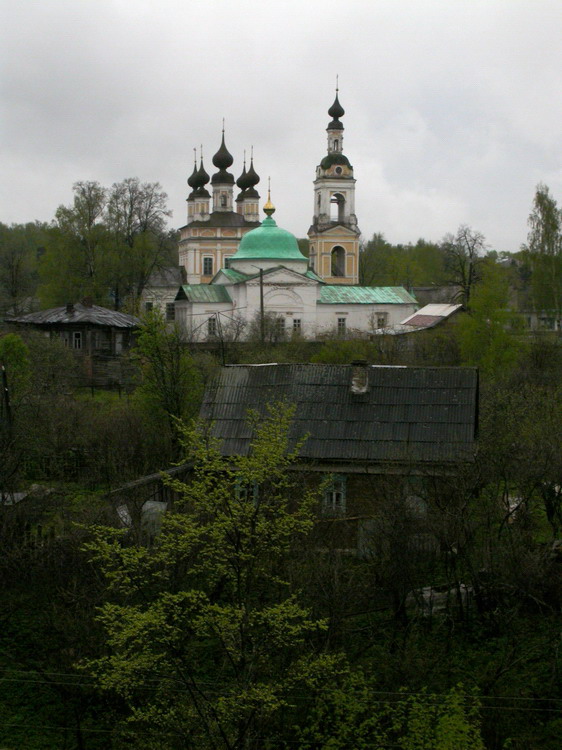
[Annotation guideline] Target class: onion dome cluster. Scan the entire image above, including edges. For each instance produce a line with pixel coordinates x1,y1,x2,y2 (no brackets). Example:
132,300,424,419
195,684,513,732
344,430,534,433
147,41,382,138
187,153,210,198
236,153,260,201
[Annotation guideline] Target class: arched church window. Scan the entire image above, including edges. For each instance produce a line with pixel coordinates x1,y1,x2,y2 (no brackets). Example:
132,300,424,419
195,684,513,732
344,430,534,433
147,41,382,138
331,246,345,277
334,139,339,151
220,194,227,208
330,193,345,222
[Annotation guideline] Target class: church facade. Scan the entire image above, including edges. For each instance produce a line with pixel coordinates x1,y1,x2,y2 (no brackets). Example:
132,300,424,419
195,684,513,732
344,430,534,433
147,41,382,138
151,91,418,340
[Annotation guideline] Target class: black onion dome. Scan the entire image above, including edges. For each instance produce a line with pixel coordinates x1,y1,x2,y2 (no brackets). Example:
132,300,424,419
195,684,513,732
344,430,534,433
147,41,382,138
328,92,345,119
196,159,210,186
244,187,260,199
212,133,234,170
194,186,211,199
187,158,199,189
237,164,251,190
245,158,260,188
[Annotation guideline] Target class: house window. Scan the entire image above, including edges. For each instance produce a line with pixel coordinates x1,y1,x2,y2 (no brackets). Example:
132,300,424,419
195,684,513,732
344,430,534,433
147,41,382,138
292,318,301,335
166,303,175,321
208,316,217,337
145,302,153,313
224,256,232,269
377,313,387,329
322,475,346,515
235,480,259,506
203,257,213,276
337,317,347,336
72,331,82,350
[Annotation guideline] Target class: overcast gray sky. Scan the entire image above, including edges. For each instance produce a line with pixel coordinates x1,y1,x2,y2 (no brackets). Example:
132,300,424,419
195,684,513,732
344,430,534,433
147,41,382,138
2,0,562,252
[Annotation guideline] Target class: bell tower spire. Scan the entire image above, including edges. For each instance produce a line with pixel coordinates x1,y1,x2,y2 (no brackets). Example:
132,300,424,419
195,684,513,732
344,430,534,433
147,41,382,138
307,83,360,284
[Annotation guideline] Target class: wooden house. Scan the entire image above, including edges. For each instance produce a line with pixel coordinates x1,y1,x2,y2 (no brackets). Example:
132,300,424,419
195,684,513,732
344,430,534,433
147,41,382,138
199,362,479,551
6,301,140,355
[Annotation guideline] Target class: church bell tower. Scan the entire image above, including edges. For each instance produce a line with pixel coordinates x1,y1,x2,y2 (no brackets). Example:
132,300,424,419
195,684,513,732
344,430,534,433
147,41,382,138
308,86,360,284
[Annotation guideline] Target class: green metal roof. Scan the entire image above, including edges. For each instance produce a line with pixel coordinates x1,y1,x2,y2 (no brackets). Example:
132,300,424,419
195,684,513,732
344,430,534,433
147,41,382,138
305,268,325,283
176,285,232,303
215,268,249,284
230,215,307,262
318,286,417,304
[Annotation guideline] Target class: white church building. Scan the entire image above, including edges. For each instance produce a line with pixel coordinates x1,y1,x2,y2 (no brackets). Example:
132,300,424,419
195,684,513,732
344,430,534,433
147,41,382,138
148,90,418,340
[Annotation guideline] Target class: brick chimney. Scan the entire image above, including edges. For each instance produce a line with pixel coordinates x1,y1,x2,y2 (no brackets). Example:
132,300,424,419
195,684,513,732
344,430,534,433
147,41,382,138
66,302,75,315
350,359,369,394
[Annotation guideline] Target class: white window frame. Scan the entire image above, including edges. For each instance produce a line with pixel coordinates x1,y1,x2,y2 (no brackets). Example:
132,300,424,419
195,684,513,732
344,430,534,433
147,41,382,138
322,474,346,516
72,331,82,350
203,256,214,276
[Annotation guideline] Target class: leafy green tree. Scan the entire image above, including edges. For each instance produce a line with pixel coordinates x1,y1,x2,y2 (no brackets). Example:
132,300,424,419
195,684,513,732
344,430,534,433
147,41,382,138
132,311,202,456
105,177,174,311
522,183,562,320
298,674,485,750
38,179,174,310
83,403,340,749
0,222,46,314
359,233,446,288
39,181,111,306
456,261,523,377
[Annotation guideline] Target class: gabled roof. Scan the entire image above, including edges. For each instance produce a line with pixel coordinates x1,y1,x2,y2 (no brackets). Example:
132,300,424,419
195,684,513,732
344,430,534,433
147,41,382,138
214,265,322,287
200,364,478,467
175,285,232,303
319,286,417,305
212,268,250,284
6,303,140,328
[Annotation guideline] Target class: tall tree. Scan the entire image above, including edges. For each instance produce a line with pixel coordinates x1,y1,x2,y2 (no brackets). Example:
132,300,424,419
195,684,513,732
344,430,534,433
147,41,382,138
0,222,46,314
39,181,110,306
442,225,486,307
106,178,173,310
523,183,562,320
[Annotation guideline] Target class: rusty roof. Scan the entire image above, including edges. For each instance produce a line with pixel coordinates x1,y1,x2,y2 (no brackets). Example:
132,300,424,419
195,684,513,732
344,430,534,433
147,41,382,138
200,364,478,468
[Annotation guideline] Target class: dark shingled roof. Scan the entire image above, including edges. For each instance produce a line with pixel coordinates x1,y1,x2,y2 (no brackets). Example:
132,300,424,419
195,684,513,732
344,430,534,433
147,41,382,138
200,364,478,468
6,303,140,328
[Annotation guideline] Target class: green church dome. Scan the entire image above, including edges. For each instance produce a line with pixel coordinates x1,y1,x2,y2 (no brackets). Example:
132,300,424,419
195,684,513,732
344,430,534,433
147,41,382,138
231,215,306,261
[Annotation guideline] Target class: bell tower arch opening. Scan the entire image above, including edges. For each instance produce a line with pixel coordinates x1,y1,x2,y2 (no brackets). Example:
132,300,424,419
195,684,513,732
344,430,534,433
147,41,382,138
331,246,345,277
330,192,346,222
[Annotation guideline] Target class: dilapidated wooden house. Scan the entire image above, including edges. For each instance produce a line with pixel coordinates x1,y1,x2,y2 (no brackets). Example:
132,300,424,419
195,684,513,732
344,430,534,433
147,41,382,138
6,301,140,387
6,301,140,355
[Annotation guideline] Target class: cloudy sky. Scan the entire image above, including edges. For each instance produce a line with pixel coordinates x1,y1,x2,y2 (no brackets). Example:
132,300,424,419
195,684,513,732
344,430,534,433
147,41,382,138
2,0,562,253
